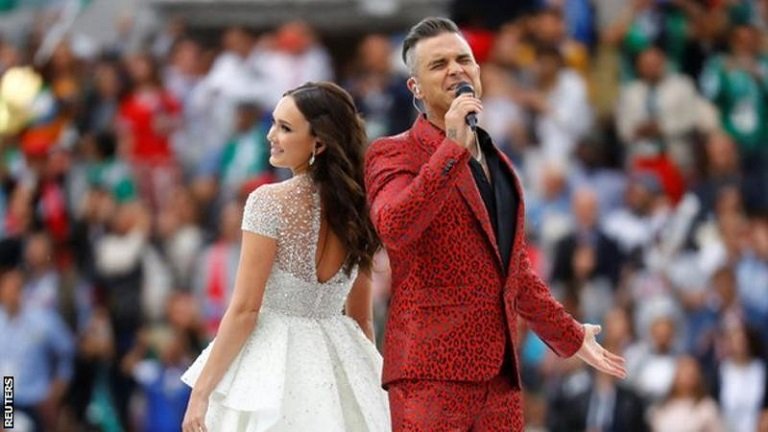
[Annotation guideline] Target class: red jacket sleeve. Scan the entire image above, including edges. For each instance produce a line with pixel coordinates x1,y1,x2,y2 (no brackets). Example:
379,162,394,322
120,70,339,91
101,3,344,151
364,135,471,251
515,247,585,358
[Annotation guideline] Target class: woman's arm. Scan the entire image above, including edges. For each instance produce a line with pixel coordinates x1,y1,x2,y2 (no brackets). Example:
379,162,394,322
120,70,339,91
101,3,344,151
345,268,375,344
189,231,276,397
182,231,277,432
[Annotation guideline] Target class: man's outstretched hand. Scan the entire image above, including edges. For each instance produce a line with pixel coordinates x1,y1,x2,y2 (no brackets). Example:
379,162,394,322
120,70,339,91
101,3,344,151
575,324,627,379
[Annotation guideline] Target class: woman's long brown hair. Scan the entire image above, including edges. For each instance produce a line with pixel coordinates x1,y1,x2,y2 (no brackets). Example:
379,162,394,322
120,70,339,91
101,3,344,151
284,81,380,274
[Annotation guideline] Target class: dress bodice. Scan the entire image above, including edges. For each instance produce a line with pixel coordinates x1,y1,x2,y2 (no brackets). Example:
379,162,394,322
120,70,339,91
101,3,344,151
183,173,388,431
241,174,358,318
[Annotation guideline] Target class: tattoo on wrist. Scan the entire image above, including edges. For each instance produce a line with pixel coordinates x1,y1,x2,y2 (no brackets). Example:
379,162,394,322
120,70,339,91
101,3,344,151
447,129,457,140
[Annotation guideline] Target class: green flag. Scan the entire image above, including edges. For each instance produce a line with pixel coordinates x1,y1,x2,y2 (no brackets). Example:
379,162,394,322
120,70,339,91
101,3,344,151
0,0,88,13
0,0,17,13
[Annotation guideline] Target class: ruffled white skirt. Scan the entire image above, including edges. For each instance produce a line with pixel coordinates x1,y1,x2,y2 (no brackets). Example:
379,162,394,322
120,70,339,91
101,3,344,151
181,308,391,431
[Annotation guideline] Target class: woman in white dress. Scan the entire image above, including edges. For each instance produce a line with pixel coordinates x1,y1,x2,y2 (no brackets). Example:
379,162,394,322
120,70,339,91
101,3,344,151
181,81,390,431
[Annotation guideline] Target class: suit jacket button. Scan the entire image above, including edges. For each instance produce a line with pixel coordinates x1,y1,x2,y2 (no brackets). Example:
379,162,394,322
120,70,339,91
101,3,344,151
443,159,456,175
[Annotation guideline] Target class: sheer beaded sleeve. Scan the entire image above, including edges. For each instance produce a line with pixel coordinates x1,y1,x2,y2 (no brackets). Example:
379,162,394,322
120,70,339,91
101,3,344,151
241,186,282,238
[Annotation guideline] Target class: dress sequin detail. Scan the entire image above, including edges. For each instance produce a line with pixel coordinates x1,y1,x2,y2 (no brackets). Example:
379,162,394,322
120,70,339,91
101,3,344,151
182,174,390,431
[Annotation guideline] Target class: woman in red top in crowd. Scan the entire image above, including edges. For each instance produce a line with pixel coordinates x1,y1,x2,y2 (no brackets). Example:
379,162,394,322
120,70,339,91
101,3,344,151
118,52,181,212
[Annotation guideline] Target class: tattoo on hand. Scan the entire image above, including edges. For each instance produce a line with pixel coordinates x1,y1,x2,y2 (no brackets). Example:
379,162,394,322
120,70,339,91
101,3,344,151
447,129,457,140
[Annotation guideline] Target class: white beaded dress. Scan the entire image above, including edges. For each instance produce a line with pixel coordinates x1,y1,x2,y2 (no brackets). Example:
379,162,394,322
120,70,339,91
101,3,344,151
181,174,390,431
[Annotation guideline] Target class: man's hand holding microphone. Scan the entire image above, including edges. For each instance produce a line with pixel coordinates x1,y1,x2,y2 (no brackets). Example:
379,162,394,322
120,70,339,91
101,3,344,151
444,82,482,153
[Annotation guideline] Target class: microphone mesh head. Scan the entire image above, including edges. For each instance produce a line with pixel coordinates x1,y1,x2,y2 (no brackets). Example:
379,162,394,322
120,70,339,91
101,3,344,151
455,82,474,97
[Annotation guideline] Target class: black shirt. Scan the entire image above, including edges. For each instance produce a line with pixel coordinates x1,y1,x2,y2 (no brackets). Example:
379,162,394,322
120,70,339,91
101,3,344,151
467,129,518,274
468,129,521,380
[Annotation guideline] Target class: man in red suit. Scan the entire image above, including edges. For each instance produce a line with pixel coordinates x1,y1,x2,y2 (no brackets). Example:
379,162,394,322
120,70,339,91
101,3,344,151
364,17,626,431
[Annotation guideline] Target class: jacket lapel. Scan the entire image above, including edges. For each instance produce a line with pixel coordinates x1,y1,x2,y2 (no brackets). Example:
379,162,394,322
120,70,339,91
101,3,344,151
496,150,527,278
412,115,504,271
456,163,504,271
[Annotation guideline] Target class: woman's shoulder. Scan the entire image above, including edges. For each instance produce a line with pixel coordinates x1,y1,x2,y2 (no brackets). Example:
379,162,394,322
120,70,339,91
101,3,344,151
245,176,314,208
242,175,317,237
242,182,288,237
243,183,277,212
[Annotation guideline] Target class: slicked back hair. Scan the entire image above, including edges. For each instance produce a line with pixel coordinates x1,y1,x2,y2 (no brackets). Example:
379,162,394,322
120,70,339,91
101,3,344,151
401,17,460,74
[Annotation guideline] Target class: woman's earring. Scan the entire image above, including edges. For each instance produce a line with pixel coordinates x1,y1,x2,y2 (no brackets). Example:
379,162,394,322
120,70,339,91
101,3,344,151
309,149,316,166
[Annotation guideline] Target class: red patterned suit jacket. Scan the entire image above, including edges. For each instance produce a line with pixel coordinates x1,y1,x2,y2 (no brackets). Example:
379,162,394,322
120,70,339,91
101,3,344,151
365,115,585,389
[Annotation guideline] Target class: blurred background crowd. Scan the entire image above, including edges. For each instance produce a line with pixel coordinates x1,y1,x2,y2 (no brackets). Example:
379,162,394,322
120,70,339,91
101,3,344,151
0,0,767,430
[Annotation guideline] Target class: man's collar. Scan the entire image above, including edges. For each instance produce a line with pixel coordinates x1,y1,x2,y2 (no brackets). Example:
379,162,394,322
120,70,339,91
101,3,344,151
411,114,445,152
411,113,495,153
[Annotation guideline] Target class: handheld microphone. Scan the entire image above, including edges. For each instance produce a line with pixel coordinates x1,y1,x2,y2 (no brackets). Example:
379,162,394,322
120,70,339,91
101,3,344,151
454,82,478,131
